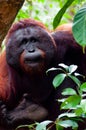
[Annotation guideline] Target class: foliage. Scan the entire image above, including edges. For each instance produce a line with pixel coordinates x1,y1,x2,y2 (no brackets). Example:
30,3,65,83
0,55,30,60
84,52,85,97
72,7,86,53
44,64,86,130
16,0,86,29
16,124,36,130
53,0,75,29
47,64,80,88
16,64,86,130
16,0,59,29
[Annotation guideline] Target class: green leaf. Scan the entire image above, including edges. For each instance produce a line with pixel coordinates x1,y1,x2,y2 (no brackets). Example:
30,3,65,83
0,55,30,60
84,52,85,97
69,75,81,87
74,72,84,77
58,112,76,119
38,0,45,3
46,67,63,74
62,88,76,96
16,124,33,130
75,107,83,116
80,99,86,113
53,0,75,29
72,7,86,47
58,120,78,129
61,95,81,109
58,63,69,71
53,73,66,88
58,98,67,103
69,65,78,74
36,120,52,130
17,10,29,20
56,123,63,130
80,82,86,92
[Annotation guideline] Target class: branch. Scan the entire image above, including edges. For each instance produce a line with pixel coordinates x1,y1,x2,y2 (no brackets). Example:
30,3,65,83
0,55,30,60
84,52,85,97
0,0,25,46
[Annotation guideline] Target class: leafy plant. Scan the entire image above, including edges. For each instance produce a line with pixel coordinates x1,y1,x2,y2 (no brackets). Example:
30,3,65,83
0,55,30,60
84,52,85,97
47,63,81,88
16,124,36,130
53,0,75,29
16,64,86,130
16,0,86,29
46,63,86,130
72,7,86,53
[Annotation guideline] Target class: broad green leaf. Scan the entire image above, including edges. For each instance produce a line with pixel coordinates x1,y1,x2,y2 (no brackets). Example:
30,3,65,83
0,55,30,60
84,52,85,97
75,107,83,116
58,112,76,119
72,7,86,48
56,123,63,130
53,0,75,29
80,82,86,92
69,65,78,74
80,99,86,113
58,120,78,129
61,95,81,109
69,75,81,87
58,63,69,71
62,88,76,96
36,120,52,130
53,73,66,88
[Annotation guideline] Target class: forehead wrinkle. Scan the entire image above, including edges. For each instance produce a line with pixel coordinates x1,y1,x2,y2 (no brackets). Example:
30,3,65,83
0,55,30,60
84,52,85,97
26,26,47,39
13,28,31,40
26,27,39,36
13,26,48,41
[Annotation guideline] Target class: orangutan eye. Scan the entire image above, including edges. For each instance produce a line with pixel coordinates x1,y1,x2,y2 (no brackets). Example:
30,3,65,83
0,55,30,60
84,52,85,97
29,37,38,43
19,38,28,46
22,38,28,44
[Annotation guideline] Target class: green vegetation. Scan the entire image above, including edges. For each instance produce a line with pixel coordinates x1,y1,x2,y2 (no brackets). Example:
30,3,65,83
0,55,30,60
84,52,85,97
16,0,85,29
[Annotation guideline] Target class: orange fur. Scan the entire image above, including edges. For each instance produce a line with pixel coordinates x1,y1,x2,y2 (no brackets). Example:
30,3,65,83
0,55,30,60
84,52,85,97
56,23,72,33
0,51,11,101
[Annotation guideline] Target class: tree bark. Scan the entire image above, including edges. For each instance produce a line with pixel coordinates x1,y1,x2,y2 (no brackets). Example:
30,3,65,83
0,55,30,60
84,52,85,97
0,0,25,46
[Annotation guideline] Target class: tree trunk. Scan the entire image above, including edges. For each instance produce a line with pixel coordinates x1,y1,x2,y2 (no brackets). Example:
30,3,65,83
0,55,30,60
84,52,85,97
0,0,25,46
